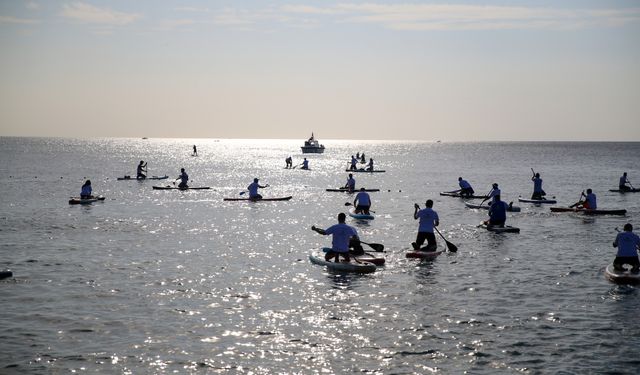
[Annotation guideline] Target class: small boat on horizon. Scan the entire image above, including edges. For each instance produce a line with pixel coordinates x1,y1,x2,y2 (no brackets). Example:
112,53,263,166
301,132,325,154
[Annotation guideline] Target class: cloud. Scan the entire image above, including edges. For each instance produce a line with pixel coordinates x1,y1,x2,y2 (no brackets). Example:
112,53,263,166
0,15,39,24
26,2,39,11
61,2,140,25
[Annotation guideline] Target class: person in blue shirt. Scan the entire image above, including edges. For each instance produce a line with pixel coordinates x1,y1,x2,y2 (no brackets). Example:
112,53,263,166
344,174,356,193
247,178,269,200
177,168,189,189
412,199,439,251
353,188,371,214
531,173,546,200
365,158,374,171
80,180,92,199
579,189,597,209
349,155,358,171
136,161,147,179
486,195,508,227
312,213,361,262
613,223,640,273
458,177,475,197
619,172,632,192
301,158,309,170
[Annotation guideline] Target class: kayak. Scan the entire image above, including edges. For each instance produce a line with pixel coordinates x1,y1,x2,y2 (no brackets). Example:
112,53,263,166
344,169,386,173
604,264,640,285
322,247,385,265
69,196,106,205
464,201,521,212
609,188,640,193
518,197,557,204
223,196,293,201
326,188,380,192
117,175,169,181
406,250,444,260
152,186,211,190
549,207,627,215
348,207,375,220
478,222,520,233
309,253,376,273
440,191,488,199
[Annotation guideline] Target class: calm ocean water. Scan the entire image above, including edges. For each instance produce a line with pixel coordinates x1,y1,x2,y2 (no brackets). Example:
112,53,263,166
1,137,639,374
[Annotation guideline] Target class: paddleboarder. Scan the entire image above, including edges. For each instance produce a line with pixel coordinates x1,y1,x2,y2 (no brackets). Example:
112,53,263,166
612,223,640,273
365,158,374,171
192,145,198,156
353,188,372,215
247,178,268,200
579,189,597,209
176,168,189,189
80,180,92,199
349,155,358,171
412,199,439,251
485,195,508,227
345,173,356,193
311,213,361,263
487,183,501,204
136,160,147,179
458,177,475,197
285,156,293,169
301,158,309,170
531,173,546,200
619,172,632,192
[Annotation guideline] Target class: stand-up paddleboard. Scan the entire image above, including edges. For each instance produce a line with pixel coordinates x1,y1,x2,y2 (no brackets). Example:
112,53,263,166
440,191,488,199
406,250,444,260
549,207,626,215
518,197,557,204
478,222,520,233
464,201,521,212
309,253,376,273
223,196,292,201
68,196,106,205
152,186,210,190
609,188,640,193
326,188,380,192
321,247,385,265
117,175,169,181
604,264,640,285
348,207,374,220
344,169,386,173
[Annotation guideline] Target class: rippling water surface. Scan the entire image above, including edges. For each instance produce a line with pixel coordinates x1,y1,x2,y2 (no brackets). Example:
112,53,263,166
1,137,639,374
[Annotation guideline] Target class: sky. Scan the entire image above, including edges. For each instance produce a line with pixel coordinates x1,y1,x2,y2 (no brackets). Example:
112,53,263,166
0,1,639,141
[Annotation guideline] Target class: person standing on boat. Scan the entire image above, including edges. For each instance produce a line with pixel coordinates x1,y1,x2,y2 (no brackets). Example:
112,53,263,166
486,195,508,227
366,158,374,171
612,223,640,273
247,178,268,200
353,188,371,215
301,158,309,170
458,177,475,197
345,173,356,193
285,156,293,169
136,161,147,179
80,180,92,199
192,145,197,156
312,213,360,263
349,155,358,171
176,168,189,189
412,199,439,251
619,172,632,192
580,189,597,209
531,173,546,200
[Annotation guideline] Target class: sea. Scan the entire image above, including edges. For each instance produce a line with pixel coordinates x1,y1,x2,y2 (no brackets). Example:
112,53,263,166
1,137,639,374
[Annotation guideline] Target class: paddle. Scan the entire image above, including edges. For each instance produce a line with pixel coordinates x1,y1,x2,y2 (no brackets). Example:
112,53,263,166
360,241,384,252
435,227,458,252
569,191,584,208
343,202,375,213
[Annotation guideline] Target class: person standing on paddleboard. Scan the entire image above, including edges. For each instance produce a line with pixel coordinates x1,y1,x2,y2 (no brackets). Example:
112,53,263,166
458,177,475,197
137,161,147,179
312,213,361,263
177,168,189,189
413,199,439,251
531,173,546,200
486,195,508,227
80,180,92,199
353,188,372,214
613,223,640,273
366,158,374,171
579,189,597,209
349,155,358,171
619,172,632,192
247,178,268,200
192,145,197,156
345,174,356,193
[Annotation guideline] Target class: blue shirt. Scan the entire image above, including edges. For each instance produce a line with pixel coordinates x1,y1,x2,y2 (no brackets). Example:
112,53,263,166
346,177,355,190
532,177,543,193
302,160,309,168
247,182,260,197
81,185,92,196
179,171,188,184
614,232,640,257
459,179,472,189
584,193,597,209
489,188,501,203
416,208,439,233
619,175,629,187
489,201,508,221
355,191,371,206
325,223,358,252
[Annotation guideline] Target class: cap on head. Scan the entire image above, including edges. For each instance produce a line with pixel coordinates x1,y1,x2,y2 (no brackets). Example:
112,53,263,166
624,223,633,231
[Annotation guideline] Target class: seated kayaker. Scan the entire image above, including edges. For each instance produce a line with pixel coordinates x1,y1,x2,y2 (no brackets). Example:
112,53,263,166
80,180,92,199
137,160,147,179
619,172,632,192
458,177,475,197
412,199,439,251
312,213,359,263
353,188,371,215
344,173,356,193
365,158,374,171
485,195,508,227
247,178,268,200
612,223,640,273
177,168,189,189
301,158,309,170
579,189,597,209
531,173,546,200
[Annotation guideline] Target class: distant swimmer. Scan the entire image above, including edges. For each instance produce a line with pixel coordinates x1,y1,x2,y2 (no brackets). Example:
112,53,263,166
80,180,92,199
137,161,147,179
485,195,508,228
345,173,356,193
458,177,475,197
365,158,374,171
412,199,439,251
619,172,632,192
353,187,371,215
349,155,358,171
247,178,269,200
177,168,189,189
531,172,546,200
301,158,309,170
285,156,293,169
192,145,198,156
612,223,640,273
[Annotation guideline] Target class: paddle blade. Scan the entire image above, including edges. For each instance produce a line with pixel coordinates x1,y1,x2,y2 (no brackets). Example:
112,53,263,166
239,191,246,195
445,240,458,253
365,242,384,252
